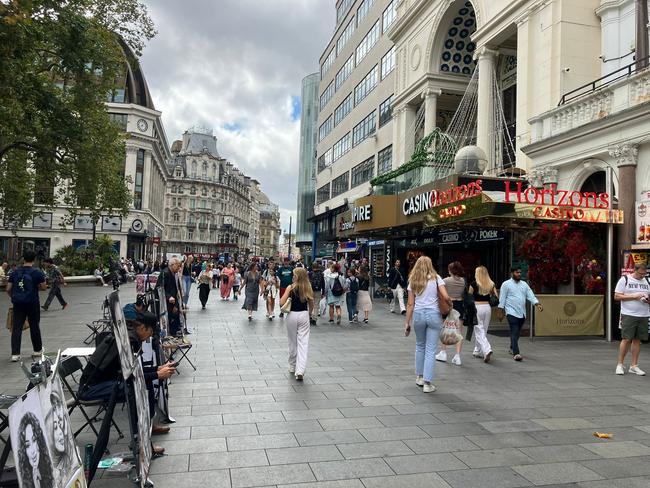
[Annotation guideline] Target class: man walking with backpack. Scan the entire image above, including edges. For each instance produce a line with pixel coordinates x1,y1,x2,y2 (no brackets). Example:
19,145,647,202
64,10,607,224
6,250,48,361
345,268,359,324
42,257,68,311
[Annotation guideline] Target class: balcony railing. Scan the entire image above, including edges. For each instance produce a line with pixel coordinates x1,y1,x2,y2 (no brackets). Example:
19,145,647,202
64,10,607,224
373,165,451,195
198,223,209,230
529,60,650,144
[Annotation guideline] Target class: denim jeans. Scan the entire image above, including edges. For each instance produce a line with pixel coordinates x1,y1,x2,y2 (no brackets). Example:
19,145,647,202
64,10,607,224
182,275,192,306
78,381,125,403
413,308,443,382
346,292,358,321
507,314,526,355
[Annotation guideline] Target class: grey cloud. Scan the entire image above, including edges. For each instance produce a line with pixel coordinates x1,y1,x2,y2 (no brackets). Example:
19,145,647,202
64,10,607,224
139,0,333,232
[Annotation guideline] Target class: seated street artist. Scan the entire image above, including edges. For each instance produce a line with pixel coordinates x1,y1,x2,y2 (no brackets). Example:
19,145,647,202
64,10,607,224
78,312,176,452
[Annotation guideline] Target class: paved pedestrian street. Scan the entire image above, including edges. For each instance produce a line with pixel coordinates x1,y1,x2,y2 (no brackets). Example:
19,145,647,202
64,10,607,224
2,284,650,487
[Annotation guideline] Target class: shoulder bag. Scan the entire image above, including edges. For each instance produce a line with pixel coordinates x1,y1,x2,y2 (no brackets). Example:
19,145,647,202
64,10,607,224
280,289,292,314
489,286,499,307
436,279,452,316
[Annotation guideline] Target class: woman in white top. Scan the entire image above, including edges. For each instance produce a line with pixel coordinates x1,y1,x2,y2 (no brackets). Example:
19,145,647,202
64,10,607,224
404,256,452,393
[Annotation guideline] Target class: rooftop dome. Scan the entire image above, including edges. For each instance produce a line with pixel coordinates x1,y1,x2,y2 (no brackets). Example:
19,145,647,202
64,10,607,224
454,145,487,175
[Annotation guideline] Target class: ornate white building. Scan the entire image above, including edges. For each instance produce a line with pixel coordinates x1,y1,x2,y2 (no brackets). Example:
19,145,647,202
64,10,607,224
163,127,253,259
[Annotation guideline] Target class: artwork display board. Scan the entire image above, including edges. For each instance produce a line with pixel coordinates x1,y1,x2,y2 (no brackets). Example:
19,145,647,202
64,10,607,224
9,375,85,488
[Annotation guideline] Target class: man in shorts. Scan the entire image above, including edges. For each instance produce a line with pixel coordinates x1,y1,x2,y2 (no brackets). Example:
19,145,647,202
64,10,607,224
614,262,650,375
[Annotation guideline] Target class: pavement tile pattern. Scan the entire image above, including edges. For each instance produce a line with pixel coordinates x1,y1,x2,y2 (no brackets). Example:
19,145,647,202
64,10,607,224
1,284,649,487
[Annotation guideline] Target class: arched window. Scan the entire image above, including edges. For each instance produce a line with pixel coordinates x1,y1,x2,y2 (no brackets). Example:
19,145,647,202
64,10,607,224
171,185,176,193
190,186,197,195
202,187,207,196
173,213,179,222
439,1,477,75
191,161,197,178
188,215,195,224
202,162,208,177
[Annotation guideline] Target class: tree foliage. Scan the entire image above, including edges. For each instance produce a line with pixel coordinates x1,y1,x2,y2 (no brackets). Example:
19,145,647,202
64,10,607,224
0,0,156,230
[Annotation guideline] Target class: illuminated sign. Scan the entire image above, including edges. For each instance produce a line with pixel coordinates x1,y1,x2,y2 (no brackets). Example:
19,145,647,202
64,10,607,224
439,204,466,220
532,205,622,223
402,180,483,216
352,204,372,223
504,181,610,209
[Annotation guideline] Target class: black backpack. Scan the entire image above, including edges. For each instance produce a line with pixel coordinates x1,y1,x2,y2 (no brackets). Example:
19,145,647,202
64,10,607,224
331,277,344,296
12,268,36,304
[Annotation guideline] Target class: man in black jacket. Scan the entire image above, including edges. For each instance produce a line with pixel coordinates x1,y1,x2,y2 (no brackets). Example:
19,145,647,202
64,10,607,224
156,257,182,336
387,259,407,314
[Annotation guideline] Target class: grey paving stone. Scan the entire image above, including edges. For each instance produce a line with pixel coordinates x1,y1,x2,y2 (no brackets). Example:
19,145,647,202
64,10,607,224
231,463,316,488
513,462,604,485
258,419,324,435
392,403,454,415
478,420,548,433
420,422,491,438
338,406,400,418
296,430,367,446
266,445,344,465
171,414,223,427
404,436,480,454
578,477,650,487
518,444,601,463
465,432,542,449
284,408,345,421
532,417,597,430
227,433,298,451
148,470,231,488
189,450,268,471
223,411,286,424
376,414,440,427
309,458,394,481
356,396,413,407
304,398,362,409
383,453,467,474
279,480,364,488
336,440,413,459
148,454,189,474
251,401,309,412
191,423,259,439
319,417,383,431
359,426,429,442
453,447,535,468
580,440,650,458
360,472,453,488
439,466,532,488
157,437,228,455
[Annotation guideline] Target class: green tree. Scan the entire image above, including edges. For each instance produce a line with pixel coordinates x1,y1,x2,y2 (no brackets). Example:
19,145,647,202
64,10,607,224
0,0,156,230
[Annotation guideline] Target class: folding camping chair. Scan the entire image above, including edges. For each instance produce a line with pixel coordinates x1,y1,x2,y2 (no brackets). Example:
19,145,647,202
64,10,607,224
83,318,111,345
162,335,196,372
58,356,124,440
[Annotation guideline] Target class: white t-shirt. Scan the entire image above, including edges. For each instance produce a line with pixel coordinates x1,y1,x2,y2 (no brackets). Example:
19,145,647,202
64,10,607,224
408,276,446,312
615,275,650,317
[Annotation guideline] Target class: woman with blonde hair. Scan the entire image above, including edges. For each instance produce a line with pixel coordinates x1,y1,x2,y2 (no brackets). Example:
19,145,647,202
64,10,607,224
404,256,452,393
468,265,497,363
280,267,314,380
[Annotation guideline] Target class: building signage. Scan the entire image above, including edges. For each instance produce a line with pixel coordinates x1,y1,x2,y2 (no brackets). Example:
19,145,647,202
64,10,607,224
438,229,504,245
504,181,610,209
402,180,483,216
535,294,604,336
531,206,621,223
338,215,354,231
103,216,122,232
74,215,94,230
368,240,385,247
636,200,650,244
32,213,52,229
351,204,372,223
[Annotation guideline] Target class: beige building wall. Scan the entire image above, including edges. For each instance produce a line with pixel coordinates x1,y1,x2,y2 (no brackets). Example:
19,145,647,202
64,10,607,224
314,0,398,217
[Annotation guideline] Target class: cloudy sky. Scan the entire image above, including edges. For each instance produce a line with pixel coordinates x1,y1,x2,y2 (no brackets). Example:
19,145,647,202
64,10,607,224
139,0,333,236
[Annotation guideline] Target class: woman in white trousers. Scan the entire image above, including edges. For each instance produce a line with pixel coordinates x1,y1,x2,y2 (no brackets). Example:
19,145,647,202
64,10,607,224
280,268,314,381
468,266,498,363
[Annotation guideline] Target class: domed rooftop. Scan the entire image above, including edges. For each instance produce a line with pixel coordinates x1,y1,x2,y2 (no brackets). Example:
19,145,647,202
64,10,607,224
106,38,155,110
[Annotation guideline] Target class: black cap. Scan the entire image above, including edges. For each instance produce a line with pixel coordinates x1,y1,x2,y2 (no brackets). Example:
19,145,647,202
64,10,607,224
135,311,157,329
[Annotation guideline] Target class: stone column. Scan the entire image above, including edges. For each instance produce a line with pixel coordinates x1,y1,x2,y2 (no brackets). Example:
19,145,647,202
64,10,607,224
124,147,138,196
422,88,442,135
475,47,498,171
403,104,417,162
142,150,152,211
609,143,638,254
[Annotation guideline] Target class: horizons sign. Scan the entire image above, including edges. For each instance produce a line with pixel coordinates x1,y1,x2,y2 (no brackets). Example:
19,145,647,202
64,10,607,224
402,180,483,216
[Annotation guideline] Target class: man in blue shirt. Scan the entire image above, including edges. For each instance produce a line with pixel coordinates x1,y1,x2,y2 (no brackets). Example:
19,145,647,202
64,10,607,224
6,250,48,361
498,267,543,361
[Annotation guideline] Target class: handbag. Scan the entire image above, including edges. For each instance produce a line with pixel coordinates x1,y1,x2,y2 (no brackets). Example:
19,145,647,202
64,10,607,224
489,287,499,307
6,307,29,331
436,280,452,316
440,309,463,345
280,294,292,314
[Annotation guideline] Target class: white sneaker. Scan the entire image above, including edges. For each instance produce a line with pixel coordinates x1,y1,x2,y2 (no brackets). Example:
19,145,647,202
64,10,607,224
10,355,20,362
452,354,462,366
289,367,295,374
423,383,436,393
629,365,646,376
415,375,424,386
435,350,447,362
472,349,483,358
31,350,43,358
615,363,625,375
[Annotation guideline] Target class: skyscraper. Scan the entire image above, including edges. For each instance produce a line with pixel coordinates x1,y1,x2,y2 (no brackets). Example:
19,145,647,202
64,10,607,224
296,73,320,261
